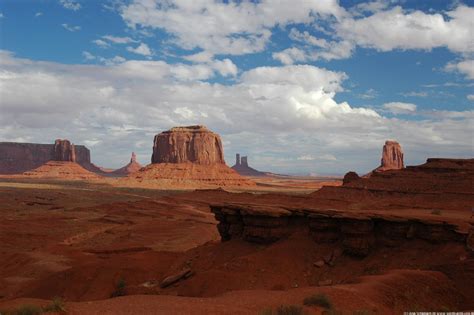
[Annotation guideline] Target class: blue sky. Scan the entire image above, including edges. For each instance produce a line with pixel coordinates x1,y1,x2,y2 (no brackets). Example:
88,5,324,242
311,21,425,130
0,0,473,175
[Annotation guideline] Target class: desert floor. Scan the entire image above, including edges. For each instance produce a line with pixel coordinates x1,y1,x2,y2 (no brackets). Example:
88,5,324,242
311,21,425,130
0,176,472,314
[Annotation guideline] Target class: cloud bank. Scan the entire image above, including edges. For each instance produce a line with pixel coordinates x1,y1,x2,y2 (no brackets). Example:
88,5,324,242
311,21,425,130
0,50,472,174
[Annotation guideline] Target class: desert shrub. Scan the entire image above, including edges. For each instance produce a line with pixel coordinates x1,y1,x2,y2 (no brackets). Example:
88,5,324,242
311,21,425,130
110,278,127,298
303,293,332,309
0,304,43,315
259,305,305,315
42,297,66,313
275,305,304,315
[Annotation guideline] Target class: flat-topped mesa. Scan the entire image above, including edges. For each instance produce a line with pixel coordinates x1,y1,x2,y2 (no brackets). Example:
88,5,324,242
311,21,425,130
53,139,76,162
375,140,404,172
151,125,225,165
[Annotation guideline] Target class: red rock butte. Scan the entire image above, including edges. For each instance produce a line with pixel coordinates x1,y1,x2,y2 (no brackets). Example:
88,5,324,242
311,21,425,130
152,125,224,165
111,152,143,176
374,140,404,172
128,125,254,187
231,153,266,176
53,139,76,162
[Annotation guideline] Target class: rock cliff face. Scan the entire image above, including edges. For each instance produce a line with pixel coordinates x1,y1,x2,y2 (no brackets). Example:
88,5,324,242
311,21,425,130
211,203,467,257
375,140,404,172
231,153,265,176
152,126,224,165
54,139,76,162
211,158,474,256
0,141,93,174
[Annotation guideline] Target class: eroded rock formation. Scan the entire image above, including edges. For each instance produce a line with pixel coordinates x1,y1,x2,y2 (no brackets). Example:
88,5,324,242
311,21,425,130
151,125,224,165
374,140,404,172
128,125,255,187
111,152,143,176
211,158,474,256
0,141,94,174
342,171,360,185
231,153,266,176
54,139,76,162
211,203,467,257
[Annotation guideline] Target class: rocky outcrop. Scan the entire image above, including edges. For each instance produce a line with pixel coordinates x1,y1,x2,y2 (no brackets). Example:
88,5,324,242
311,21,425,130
54,139,76,162
342,171,360,185
152,125,224,165
127,126,255,187
111,152,143,176
374,140,404,172
211,158,474,256
231,153,266,176
0,141,94,174
211,204,468,257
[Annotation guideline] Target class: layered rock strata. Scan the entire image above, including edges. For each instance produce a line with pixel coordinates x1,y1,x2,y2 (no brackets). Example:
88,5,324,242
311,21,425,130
151,125,224,165
374,140,404,172
0,141,95,174
211,203,469,257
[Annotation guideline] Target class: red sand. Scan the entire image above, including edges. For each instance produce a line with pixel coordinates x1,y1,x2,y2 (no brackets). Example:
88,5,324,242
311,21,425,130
0,158,472,314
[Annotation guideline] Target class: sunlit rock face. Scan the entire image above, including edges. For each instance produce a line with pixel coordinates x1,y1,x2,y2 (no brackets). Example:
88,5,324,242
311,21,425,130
151,125,225,165
374,140,404,172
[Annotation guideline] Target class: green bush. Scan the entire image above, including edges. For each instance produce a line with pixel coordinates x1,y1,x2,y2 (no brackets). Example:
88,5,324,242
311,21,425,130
42,297,66,313
0,304,43,315
303,293,333,309
110,277,127,298
259,305,305,315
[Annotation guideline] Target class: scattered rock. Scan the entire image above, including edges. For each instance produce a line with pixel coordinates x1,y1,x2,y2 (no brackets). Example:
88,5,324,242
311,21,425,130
160,268,193,288
467,229,474,252
318,279,333,286
313,260,325,268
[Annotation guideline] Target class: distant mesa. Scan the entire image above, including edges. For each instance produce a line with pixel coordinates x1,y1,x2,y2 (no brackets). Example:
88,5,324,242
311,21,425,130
20,139,100,179
129,125,254,187
111,152,143,176
373,140,404,172
231,153,266,176
0,139,103,175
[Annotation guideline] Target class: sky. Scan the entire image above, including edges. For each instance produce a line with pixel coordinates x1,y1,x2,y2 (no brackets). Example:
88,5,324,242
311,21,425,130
0,0,473,175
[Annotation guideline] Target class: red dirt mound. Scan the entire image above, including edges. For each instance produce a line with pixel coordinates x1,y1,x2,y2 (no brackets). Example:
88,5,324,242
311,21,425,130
125,162,255,188
21,161,101,180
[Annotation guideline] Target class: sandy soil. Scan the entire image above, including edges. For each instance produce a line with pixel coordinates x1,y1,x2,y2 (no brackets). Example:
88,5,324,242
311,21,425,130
0,159,472,314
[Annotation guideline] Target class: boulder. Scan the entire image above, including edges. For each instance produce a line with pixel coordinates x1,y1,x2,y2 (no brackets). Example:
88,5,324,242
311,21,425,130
151,125,224,165
160,268,193,288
